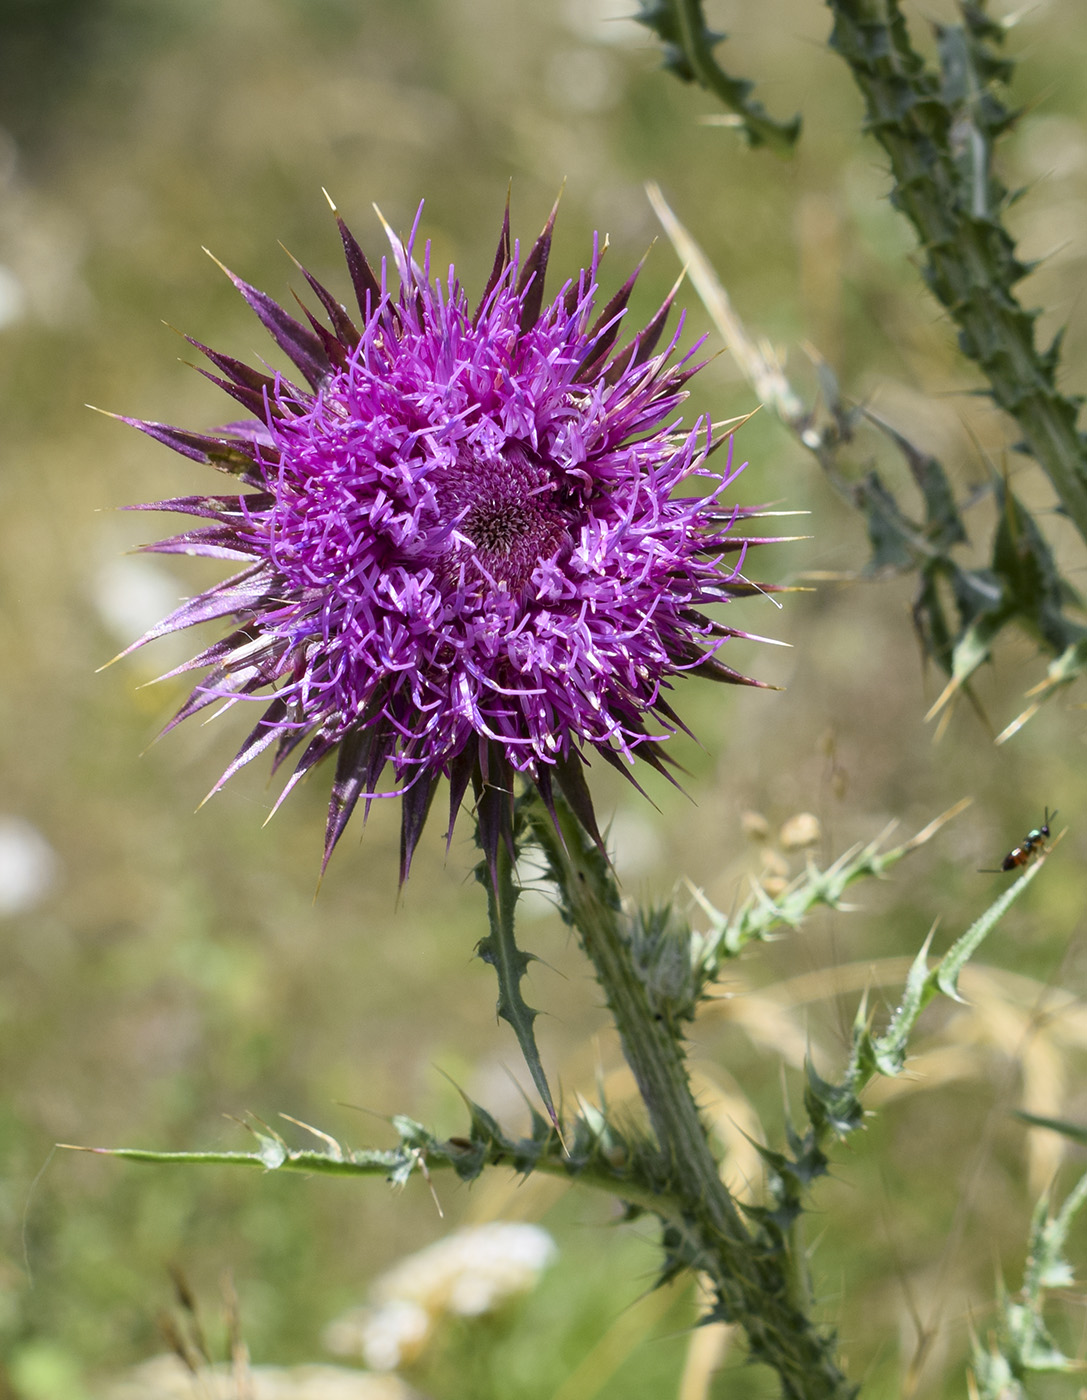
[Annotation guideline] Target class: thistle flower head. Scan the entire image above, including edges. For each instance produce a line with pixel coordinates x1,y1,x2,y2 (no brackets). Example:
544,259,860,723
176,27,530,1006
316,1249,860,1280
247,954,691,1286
120,197,784,880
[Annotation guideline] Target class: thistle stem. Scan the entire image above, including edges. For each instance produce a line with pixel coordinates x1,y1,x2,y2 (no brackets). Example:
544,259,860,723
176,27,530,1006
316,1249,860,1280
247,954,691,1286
531,800,856,1400
826,0,1087,547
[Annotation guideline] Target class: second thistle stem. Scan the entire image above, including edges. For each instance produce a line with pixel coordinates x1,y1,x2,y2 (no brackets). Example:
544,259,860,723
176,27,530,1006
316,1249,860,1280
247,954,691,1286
528,796,856,1400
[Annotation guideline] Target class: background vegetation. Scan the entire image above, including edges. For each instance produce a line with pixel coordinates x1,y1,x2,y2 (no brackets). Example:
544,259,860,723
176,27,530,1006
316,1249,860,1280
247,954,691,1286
1,0,1086,1395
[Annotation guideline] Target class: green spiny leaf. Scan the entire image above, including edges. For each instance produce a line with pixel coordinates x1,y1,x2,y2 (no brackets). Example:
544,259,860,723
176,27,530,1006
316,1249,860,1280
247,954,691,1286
803,1058,863,1139
974,1172,1087,1393
858,470,917,571
690,801,971,981
475,818,557,1126
936,856,1046,1000
636,0,800,153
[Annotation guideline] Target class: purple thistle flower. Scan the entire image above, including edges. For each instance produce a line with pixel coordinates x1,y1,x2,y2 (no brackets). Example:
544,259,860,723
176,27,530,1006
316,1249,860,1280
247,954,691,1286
119,197,785,881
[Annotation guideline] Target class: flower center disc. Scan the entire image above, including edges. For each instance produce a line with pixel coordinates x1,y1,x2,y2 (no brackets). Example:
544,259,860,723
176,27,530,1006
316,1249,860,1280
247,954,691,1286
440,446,572,594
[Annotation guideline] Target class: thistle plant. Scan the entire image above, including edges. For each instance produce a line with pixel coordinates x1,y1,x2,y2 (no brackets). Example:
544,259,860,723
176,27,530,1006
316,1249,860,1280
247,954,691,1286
98,195,853,1393
112,194,797,1117
117,198,777,882
81,174,1073,1397
65,0,1085,1392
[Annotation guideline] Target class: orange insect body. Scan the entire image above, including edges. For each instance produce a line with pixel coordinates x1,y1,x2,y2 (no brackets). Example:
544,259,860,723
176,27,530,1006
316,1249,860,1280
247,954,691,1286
983,808,1056,873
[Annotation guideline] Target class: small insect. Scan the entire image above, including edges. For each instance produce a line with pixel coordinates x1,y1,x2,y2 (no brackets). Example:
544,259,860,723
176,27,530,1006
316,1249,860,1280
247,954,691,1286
981,808,1057,873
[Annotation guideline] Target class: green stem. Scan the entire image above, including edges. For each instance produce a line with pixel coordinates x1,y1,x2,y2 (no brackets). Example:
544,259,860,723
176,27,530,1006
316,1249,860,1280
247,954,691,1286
95,1140,688,1219
531,801,856,1400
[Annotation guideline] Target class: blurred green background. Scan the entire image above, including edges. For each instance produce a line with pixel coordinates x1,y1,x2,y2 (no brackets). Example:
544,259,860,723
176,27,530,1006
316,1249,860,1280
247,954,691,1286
2,0,1087,1396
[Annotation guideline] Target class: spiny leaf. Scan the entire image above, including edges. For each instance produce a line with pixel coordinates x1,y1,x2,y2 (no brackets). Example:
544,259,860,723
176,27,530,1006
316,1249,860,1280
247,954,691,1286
935,854,1047,1002
972,1171,1087,1395
475,818,557,1127
689,800,972,977
635,0,800,153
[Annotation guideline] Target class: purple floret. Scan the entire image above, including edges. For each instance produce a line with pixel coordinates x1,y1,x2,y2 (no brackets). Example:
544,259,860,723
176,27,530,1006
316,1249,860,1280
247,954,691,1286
121,197,784,880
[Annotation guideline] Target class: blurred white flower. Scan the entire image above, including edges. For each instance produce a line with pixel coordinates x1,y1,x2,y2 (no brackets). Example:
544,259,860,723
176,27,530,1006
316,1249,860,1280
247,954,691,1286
0,816,59,917
328,1300,430,1375
94,557,184,646
324,1223,557,1371
93,556,190,672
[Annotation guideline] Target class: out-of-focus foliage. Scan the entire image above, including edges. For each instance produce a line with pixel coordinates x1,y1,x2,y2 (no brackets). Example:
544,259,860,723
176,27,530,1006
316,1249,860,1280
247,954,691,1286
972,1170,1087,1397
2,0,1087,1397
644,0,1087,742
